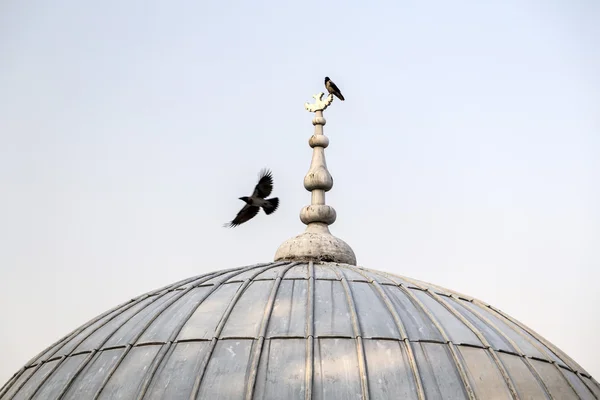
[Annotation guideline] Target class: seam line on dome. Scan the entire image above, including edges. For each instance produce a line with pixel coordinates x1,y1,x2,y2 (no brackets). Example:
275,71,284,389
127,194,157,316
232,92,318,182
333,265,370,400
245,262,300,400
305,261,315,400
188,262,290,400
169,338,212,344
351,267,426,400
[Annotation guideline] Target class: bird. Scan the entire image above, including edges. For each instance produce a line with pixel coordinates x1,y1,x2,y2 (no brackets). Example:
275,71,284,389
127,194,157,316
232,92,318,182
223,169,280,228
324,76,345,101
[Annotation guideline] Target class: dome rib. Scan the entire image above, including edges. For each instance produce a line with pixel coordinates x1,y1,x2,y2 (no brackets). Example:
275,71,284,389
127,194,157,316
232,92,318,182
333,266,370,400
244,262,301,400
2,262,599,400
304,262,315,400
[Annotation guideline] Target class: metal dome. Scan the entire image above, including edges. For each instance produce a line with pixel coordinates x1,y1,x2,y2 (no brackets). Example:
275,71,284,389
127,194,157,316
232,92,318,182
1,262,598,399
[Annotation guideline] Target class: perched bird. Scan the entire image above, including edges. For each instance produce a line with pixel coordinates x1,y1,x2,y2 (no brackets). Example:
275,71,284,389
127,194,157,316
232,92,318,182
325,76,345,101
223,169,279,228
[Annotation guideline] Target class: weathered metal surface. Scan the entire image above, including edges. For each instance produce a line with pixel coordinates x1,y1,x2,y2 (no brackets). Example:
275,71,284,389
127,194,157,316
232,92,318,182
1,262,598,399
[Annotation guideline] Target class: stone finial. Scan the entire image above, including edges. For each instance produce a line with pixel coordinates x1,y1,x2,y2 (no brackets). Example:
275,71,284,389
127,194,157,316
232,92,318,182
274,92,356,265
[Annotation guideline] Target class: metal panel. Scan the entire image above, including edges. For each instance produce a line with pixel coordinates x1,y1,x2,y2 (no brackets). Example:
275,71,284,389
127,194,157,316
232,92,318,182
31,355,87,399
199,267,249,285
253,339,306,400
313,338,362,400
493,310,570,369
497,352,549,398
466,302,550,361
530,359,578,400
73,296,157,353
196,339,254,400
338,266,369,282
282,264,308,279
143,342,210,399
363,339,419,399
448,298,515,353
97,345,161,399
103,291,180,347
0,368,35,400
266,280,308,337
379,274,421,289
11,360,59,400
456,345,512,399
62,349,124,400
561,369,596,400
349,282,400,339
582,377,600,398
137,286,213,343
225,268,262,282
357,269,396,284
177,282,242,341
49,305,130,359
220,280,274,338
313,280,354,337
411,290,481,347
412,342,469,400
313,265,339,280
254,265,287,280
383,285,444,342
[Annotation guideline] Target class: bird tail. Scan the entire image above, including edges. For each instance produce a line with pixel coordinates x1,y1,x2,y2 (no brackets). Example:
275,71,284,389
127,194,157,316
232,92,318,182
262,198,279,215
337,93,345,101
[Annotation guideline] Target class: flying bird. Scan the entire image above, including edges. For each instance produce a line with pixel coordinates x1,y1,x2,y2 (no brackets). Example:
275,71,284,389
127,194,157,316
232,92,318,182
325,76,345,101
223,169,279,228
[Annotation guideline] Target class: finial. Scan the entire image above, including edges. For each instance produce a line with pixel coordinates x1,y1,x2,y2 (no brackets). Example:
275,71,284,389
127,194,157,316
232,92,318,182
274,92,356,265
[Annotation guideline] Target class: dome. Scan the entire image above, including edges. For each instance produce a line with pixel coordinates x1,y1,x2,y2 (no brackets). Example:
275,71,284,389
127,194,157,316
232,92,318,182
1,262,598,400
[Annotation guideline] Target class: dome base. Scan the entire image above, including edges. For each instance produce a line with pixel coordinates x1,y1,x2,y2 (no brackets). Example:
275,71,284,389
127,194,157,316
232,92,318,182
274,224,356,265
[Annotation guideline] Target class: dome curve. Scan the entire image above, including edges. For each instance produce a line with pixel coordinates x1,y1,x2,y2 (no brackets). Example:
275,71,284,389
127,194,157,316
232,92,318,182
0,262,598,400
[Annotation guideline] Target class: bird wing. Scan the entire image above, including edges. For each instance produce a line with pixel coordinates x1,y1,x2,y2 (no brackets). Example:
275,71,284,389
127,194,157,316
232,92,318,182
225,203,260,228
252,168,274,198
329,80,341,94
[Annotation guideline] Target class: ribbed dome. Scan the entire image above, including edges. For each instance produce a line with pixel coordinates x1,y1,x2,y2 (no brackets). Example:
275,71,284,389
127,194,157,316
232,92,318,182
1,262,598,399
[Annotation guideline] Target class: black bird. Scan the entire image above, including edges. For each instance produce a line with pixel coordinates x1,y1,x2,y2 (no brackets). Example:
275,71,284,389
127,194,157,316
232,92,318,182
325,76,345,101
223,169,279,228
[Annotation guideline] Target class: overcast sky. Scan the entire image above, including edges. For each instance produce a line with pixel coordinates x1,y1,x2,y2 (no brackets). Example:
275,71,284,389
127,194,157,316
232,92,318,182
1,0,598,385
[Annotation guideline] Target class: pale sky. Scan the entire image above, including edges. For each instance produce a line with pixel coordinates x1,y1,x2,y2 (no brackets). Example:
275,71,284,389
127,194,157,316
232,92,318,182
1,0,599,385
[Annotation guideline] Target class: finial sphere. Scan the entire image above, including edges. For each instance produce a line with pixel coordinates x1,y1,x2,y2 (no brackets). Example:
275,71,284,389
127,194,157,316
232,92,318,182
309,134,329,148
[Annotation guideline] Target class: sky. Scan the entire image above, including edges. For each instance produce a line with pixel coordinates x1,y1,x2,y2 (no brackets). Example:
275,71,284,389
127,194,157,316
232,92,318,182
1,0,599,386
